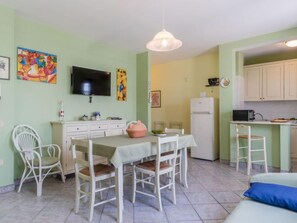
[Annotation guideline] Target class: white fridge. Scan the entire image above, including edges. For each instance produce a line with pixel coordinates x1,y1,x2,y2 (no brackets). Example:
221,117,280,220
190,97,219,161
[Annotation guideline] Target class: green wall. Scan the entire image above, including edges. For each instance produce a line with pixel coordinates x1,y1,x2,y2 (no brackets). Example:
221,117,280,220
0,6,15,188
136,52,151,130
0,5,150,187
219,27,297,162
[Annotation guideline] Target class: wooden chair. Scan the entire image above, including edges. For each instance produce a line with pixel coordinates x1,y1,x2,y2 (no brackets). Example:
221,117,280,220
12,124,65,196
153,121,165,131
169,121,183,129
71,139,117,222
132,135,179,212
235,124,268,175
164,128,184,180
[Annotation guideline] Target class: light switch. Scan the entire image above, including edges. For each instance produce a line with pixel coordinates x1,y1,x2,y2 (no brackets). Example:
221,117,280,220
0,120,4,127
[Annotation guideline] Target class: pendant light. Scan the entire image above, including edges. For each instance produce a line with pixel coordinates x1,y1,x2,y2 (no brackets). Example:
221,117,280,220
284,40,297,47
146,0,182,52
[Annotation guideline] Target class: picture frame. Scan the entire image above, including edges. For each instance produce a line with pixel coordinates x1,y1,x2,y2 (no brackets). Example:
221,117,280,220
0,56,10,80
151,90,161,108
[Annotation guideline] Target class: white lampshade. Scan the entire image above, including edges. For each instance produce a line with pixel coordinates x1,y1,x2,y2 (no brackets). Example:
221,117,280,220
285,40,297,47
146,29,182,52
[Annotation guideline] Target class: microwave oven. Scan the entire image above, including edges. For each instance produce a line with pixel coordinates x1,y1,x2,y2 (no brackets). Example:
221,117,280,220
233,110,255,121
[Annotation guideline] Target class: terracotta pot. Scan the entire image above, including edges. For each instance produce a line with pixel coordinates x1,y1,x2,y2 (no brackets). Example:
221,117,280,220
126,129,147,138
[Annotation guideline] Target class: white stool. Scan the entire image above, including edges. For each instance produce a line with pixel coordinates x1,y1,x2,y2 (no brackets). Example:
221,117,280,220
235,124,268,175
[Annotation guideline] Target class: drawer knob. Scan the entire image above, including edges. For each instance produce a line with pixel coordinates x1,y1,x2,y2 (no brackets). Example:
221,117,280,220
98,126,101,128
77,128,79,130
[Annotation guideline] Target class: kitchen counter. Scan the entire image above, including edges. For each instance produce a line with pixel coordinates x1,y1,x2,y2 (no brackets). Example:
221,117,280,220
230,121,291,172
230,120,297,125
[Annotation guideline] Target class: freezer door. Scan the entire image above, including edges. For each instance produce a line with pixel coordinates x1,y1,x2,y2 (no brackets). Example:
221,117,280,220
190,113,215,160
191,97,214,114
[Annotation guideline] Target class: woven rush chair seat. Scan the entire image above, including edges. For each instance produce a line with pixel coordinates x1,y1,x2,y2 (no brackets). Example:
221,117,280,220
136,160,170,172
80,164,115,177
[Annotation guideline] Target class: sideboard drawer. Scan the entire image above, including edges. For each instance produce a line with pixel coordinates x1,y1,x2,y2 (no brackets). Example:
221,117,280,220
66,125,88,133
110,123,125,129
90,124,108,131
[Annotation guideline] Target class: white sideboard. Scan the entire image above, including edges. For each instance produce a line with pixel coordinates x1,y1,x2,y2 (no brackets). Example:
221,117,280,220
51,120,126,175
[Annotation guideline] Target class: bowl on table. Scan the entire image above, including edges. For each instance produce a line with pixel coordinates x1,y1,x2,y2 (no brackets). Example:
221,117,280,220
126,129,147,138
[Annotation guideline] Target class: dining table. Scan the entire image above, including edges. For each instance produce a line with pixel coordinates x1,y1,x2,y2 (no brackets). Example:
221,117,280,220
76,133,197,223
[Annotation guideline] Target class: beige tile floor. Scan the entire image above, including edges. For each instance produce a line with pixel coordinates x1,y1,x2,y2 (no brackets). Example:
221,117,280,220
0,158,275,223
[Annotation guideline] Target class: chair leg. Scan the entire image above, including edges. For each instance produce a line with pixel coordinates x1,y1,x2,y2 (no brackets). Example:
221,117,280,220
18,166,28,193
37,170,43,196
236,142,239,172
263,137,268,173
88,181,95,222
155,175,162,212
247,145,251,176
58,162,66,182
172,171,176,205
132,166,136,203
74,176,80,213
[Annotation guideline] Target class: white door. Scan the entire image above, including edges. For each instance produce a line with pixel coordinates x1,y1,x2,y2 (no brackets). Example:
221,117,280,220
191,114,214,160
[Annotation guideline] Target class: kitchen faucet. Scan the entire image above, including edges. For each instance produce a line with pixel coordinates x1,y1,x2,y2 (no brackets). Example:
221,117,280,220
255,113,264,120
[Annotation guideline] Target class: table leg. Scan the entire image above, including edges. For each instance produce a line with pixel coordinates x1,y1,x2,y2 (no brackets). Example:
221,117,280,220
115,164,123,223
180,147,188,188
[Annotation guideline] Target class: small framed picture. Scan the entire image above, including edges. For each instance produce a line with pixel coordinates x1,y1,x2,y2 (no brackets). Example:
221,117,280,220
151,90,161,108
0,56,10,80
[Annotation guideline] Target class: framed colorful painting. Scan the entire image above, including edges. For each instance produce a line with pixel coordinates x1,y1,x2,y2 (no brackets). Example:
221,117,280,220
151,90,161,108
116,68,127,101
0,56,10,80
17,47,57,84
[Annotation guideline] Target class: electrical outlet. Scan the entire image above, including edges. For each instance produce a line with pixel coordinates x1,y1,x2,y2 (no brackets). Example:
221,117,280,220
0,159,3,166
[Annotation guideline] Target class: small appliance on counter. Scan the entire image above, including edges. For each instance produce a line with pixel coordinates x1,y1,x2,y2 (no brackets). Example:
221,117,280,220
233,110,255,121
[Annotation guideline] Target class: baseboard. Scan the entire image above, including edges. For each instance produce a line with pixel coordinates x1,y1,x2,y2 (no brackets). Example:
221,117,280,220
229,161,281,172
0,184,15,194
219,159,230,165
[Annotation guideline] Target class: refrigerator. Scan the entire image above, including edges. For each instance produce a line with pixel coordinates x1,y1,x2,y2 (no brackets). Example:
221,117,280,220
190,97,219,161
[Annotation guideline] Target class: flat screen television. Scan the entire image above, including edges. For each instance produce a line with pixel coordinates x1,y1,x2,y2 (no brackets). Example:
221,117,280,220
71,66,111,96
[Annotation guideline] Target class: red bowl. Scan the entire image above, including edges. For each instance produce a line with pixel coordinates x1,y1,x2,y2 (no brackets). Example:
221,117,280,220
126,129,147,138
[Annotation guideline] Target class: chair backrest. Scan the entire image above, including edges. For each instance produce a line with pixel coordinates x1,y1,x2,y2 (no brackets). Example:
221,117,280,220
12,124,42,160
156,135,179,172
104,129,124,137
153,121,165,131
164,128,184,135
169,121,183,129
71,139,94,179
235,124,251,137
235,124,252,148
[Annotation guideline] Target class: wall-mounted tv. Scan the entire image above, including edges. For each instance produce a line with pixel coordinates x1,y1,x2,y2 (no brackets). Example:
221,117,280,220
71,66,111,96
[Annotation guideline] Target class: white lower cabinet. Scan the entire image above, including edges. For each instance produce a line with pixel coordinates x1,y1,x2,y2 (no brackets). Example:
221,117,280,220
51,120,126,175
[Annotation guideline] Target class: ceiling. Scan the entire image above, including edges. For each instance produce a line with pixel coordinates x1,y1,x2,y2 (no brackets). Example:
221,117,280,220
1,0,297,64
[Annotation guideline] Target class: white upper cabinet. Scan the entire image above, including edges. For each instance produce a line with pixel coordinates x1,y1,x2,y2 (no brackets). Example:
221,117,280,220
284,60,297,100
244,66,262,101
244,59,297,101
262,63,284,101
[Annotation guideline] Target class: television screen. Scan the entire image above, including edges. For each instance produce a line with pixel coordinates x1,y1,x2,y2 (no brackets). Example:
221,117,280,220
71,66,111,96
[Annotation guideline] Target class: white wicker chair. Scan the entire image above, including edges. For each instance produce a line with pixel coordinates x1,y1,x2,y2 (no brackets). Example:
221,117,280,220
12,124,65,196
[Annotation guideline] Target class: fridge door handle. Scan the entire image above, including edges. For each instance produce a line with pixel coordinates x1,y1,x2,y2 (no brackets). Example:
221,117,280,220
191,111,212,114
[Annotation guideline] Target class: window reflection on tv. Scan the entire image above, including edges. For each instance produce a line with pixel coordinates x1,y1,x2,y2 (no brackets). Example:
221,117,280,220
71,66,111,96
